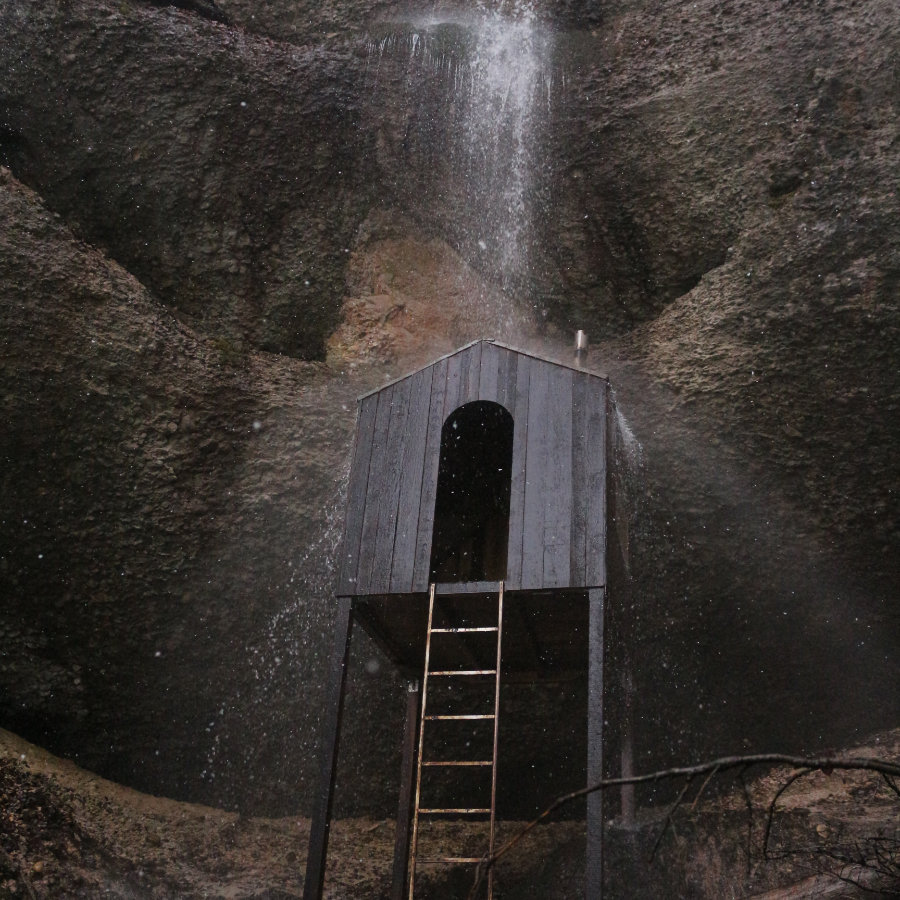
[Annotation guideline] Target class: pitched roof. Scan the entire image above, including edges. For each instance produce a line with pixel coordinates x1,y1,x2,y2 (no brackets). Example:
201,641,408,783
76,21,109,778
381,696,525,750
357,338,607,401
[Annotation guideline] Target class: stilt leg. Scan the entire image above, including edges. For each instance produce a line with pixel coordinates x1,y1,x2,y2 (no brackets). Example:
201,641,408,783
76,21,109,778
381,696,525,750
302,596,354,900
587,587,605,899
391,680,421,900
620,657,635,826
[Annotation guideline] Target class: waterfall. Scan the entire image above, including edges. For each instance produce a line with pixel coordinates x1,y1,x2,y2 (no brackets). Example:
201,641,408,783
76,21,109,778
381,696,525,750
463,3,551,300
366,2,553,339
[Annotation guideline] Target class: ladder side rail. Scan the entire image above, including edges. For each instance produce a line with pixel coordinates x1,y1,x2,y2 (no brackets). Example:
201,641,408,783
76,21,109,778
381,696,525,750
487,582,504,900
408,583,437,900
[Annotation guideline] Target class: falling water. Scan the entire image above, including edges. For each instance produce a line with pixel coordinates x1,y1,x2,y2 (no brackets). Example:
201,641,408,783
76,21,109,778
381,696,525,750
201,473,349,804
366,1,553,338
463,3,551,298
201,0,555,810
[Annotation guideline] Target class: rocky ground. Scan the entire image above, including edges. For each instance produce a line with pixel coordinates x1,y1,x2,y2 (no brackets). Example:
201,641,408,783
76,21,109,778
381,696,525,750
1,727,897,898
605,728,900,898
1,0,897,843
0,728,585,899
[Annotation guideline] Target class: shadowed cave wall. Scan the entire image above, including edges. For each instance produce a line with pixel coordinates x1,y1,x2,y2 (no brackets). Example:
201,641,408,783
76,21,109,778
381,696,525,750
0,0,897,817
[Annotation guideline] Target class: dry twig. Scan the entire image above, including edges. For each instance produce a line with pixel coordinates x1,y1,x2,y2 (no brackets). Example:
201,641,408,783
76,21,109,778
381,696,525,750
466,753,900,899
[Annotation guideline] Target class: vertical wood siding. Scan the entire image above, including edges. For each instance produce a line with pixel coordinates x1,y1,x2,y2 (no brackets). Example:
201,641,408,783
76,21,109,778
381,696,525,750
389,367,433,593
506,351,531,589
412,357,449,589
337,342,607,595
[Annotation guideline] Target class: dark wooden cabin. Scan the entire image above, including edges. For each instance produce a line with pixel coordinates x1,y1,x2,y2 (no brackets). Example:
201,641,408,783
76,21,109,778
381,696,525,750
304,339,612,900
339,338,607,597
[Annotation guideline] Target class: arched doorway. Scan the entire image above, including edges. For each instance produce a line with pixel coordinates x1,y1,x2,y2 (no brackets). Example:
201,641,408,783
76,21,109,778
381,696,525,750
429,401,514,583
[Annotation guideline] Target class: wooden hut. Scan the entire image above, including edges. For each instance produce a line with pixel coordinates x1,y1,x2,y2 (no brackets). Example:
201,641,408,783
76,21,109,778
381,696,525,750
303,339,612,899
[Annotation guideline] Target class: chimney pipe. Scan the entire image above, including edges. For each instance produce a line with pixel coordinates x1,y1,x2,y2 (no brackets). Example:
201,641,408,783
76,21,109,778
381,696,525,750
574,330,588,368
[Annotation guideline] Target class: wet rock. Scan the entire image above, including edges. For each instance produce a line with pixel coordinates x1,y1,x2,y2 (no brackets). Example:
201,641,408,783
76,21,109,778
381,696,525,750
0,0,897,823
146,0,231,26
0,165,401,814
0,0,374,360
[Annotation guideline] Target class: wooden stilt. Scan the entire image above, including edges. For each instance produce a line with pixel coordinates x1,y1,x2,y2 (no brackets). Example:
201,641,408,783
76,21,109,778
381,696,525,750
391,680,420,900
587,587,605,899
302,596,354,900
620,656,636,826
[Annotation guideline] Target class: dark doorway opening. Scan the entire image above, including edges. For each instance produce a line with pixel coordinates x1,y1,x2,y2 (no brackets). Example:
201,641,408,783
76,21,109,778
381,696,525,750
429,401,514,583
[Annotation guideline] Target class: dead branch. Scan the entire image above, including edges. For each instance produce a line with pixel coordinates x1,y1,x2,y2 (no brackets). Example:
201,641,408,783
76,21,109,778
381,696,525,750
762,767,814,860
690,763,720,811
651,774,694,857
807,839,899,895
466,753,900,899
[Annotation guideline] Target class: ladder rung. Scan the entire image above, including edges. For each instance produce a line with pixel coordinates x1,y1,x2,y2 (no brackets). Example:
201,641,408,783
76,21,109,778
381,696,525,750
429,627,498,633
418,808,492,815
418,857,484,865
425,714,495,720
422,760,493,767
409,583,504,899
429,669,496,676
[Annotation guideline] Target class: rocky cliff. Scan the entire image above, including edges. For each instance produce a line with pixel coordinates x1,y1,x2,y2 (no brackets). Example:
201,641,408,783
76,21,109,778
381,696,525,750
1,0,897,820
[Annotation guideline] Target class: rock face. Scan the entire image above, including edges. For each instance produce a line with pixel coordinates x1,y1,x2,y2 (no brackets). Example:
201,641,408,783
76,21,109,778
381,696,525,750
1,0,897,822
0,165,397,812
1,0,374,359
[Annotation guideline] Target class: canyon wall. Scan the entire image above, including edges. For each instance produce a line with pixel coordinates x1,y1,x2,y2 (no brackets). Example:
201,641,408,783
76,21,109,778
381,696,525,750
1,0,897,815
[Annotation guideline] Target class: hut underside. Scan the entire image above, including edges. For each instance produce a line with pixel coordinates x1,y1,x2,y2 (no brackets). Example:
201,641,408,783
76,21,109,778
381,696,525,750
353,584,591,678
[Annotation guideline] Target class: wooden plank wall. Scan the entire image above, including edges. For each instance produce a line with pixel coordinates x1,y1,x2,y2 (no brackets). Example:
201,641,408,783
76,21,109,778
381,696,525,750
337,342,607,596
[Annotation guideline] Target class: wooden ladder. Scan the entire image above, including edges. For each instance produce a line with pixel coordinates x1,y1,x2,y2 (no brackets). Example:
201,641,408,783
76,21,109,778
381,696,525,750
407,582,505,900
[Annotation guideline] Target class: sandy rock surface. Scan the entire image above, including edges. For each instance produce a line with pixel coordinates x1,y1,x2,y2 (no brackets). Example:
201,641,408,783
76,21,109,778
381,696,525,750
1,0,896,828
2,728,897,898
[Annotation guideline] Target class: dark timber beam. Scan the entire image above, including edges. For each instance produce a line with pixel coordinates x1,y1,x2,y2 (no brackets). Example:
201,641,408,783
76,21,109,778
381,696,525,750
587,587,604,899
391,680,421,900
302,596,354,900
620,655,636,825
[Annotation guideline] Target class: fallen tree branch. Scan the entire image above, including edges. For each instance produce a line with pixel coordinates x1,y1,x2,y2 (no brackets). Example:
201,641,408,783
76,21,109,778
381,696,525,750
466,753,900,899
651,774,694,857
691,764,721,811
881,772,900,799
761,767,813,860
